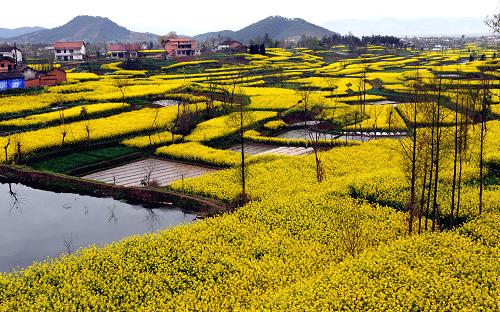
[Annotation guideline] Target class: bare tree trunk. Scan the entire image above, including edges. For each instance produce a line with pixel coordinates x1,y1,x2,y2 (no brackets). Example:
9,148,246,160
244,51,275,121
425,105,436,232
240,103,246,202
479,97,485,215
408,70,420,235
418,159,429,234
408,98,418,234
4,138,10,163
450,91,459,228
431,78,443,231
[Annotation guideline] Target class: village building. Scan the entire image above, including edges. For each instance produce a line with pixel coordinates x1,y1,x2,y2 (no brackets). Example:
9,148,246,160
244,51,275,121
25,67,67,88
217,40,247,53
0,45,23,63
54,41,86,61
20,66,39,80
108,43,141,59
164,38,200,57
0,72,25,91
0,56,18,73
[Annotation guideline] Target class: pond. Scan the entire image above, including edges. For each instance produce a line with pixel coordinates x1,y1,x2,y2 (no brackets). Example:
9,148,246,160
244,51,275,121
0,182,195,272
277,129,407,142
152,99,181,107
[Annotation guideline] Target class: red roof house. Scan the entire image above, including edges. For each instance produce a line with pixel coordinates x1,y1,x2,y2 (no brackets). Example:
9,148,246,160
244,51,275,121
108,44,141,59
164,38,199,57
54,41,86,61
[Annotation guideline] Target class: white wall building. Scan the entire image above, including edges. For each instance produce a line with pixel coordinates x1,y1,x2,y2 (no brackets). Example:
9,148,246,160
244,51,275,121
54,41,86,61
0,46,23,63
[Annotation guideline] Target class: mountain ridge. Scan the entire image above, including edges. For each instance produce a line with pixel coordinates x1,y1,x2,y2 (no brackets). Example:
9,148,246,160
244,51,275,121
195,16,338,43
8,16,159,43
0,27,46,39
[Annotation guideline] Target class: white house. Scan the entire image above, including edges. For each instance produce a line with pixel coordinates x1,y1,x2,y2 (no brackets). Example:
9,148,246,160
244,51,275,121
54,41,86,61
0,46,23,63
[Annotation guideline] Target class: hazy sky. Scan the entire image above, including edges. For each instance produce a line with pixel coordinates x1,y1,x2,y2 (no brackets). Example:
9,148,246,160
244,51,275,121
1,0,498,35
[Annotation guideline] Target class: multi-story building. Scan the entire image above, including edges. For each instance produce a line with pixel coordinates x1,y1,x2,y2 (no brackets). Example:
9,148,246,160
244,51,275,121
164,38,200,57
54,41,86,61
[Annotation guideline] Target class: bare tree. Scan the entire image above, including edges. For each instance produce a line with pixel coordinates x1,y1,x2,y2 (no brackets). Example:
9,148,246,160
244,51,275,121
115,79,129,107
7,183,23,214
325,77,340,121
296,87,313,128
339,209,365,257
149,108,161,146
81,106,92,148
205,76,218,117
486,8,500,33
13,135,22,164
3,136,10,163
58,109,68,146
165,121,177,144
226,87,253,206
477,68,493,215
356,65,370,116
62,233,76,255
141,161,160,187
308,127,326,183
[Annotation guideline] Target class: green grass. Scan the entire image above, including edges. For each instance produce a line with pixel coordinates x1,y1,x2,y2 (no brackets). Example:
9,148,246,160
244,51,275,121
29,146,140,174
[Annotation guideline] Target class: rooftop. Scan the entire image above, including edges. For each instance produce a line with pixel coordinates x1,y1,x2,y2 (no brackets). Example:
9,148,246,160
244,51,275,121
54,41,85,49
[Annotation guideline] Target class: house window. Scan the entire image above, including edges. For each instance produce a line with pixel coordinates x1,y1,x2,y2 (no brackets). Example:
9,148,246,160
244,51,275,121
56,50,61,53
70,50,74,53
1,64,4,68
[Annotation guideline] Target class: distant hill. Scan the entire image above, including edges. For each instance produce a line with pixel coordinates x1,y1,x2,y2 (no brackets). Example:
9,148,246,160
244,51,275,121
195,16,338,43
10,16,159,43
0,27,46,39
323,17,491,37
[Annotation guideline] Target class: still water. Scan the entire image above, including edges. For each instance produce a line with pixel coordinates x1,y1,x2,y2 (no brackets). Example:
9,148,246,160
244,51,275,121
0,182,195,272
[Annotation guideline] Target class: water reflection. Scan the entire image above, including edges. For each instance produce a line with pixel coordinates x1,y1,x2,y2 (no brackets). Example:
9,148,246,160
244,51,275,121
7,182,24,214
144,208,162,233
0,182,196,272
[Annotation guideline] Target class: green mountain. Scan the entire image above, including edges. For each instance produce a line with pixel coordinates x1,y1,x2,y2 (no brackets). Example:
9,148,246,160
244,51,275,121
10,16,158,43
195,16,338,43
0,27,46,39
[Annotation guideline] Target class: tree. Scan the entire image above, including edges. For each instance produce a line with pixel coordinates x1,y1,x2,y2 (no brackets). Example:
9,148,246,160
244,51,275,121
81,106,92,148
205,76,218,117
165,121,177,144
141,161,160,187
58,109,68,146
148,108,161,146
406,69,422,234
226,87,253,206
296,87,313,128
259,44,266,55
13,135,22,164
159,31,178,46
308,126,326,183
325,78,340,121
485,9,500,33
115,79,129,107
477,67,493,215
356,65,370,116
3,136,10,163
